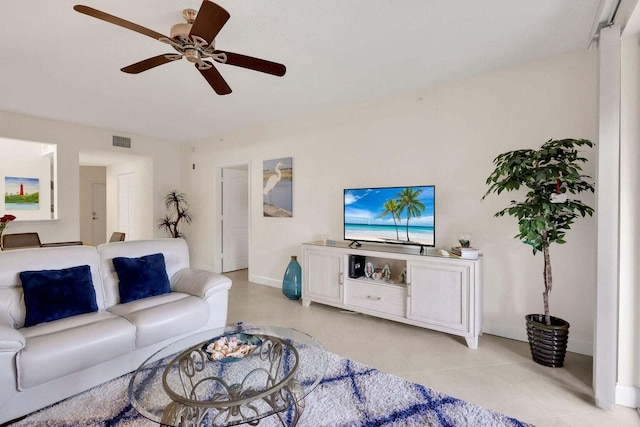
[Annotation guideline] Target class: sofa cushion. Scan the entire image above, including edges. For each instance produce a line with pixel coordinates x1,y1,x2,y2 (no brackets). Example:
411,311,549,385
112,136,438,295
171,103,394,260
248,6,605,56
113,253,171,303
17,311,135,390
20,265,98,327
108,292,209,348
98,239,191,308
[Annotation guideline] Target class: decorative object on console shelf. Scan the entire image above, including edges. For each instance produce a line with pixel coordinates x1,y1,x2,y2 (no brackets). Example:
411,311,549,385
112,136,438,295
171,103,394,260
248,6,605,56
158,190,192,238
399,267,407,284
381,263,391,282
483,138,595,368
458,233,471,248
364,261,374,278
282,255,302,300
450,246,479,260
348,255,365,278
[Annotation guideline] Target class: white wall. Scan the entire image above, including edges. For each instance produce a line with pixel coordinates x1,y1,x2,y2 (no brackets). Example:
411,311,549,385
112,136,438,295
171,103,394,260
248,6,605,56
617,36,640,407
182,50,598,355
0,111,180,243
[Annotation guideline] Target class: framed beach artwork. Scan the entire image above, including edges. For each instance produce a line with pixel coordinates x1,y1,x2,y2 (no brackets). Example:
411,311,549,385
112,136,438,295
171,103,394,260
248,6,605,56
4,176,40,211
263,157,292,217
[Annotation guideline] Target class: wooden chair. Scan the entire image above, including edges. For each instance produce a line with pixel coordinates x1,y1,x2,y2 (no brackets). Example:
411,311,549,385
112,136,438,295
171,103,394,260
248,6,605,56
1,233,42,250
109,232,126,242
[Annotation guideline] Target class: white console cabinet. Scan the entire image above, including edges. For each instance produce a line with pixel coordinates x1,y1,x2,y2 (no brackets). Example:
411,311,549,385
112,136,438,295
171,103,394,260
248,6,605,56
302,241,482,348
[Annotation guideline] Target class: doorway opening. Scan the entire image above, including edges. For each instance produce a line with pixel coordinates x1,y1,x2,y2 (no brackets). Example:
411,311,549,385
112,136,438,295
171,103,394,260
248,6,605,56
79,150,152,245
214,163,250,273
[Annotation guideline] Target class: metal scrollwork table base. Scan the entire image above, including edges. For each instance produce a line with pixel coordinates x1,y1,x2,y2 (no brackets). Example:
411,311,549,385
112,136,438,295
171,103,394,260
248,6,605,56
129,325,327,427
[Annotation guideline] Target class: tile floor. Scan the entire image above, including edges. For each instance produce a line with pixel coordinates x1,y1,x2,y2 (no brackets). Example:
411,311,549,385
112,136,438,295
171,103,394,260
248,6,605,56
225,269,640,426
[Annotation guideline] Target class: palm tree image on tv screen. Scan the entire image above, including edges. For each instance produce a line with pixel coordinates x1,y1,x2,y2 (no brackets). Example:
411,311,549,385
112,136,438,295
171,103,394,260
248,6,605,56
344,186,435,246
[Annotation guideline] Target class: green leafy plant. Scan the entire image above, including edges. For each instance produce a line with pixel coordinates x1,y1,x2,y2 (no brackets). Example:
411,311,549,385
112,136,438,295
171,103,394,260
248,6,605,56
482,139,595,325
158,190,192,238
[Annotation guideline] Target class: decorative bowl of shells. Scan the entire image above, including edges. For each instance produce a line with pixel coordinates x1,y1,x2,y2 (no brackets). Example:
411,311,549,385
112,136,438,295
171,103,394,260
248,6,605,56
201,333,262,363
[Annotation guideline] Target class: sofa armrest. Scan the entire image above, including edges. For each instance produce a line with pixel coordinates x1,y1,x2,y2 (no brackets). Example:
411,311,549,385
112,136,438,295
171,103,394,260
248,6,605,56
172,269,232,299
0,312,25,353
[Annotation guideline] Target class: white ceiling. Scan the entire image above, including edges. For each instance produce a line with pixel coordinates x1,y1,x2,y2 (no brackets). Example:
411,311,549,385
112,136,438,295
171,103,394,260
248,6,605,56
0,1,614,143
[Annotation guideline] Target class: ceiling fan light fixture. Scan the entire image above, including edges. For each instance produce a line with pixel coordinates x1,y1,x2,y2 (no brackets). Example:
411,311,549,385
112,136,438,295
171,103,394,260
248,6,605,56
185,48,200,63
182,8,197,24
170,22,192,39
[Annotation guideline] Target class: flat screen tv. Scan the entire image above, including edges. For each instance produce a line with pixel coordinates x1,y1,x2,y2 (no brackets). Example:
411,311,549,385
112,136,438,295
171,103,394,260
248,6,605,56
344,185,435,248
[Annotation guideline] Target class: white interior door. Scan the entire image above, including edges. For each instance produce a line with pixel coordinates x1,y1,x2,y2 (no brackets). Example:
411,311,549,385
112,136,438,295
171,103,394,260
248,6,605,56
117,173,133,237
221,167,249,272
91,182,107,245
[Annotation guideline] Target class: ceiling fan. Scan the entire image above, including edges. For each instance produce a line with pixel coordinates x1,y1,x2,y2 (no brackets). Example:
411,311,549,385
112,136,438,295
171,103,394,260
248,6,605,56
73,1,286,95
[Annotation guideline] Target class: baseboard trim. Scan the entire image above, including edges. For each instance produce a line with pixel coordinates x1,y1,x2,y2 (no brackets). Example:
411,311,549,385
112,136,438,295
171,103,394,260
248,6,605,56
482,320,593,356
616,385,640,408
248,274,280,288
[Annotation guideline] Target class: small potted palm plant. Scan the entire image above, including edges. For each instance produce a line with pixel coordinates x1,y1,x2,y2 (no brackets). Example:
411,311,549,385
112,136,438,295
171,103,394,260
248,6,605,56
482,138,594,367
158,190,192,238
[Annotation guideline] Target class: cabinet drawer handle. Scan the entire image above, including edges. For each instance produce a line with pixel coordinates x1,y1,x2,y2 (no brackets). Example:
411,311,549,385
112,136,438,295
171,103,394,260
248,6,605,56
366,295,382,301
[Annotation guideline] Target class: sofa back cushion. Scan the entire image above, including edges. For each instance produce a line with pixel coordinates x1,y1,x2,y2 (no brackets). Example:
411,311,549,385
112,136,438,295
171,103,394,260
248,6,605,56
98,239,190,308
0,246,104,328
20,265,98,327
112,253,171,303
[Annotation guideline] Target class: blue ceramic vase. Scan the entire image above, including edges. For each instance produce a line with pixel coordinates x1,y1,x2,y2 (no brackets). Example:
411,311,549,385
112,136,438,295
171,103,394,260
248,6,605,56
282,256,302,300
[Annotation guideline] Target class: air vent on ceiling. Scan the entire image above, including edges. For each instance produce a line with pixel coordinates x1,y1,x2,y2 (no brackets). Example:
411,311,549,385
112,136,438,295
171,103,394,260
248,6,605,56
112,135,131,148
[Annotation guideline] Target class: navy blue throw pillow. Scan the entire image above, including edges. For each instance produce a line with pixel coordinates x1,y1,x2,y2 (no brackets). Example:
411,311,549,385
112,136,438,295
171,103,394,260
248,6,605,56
20,265,98,327
112,253,171,304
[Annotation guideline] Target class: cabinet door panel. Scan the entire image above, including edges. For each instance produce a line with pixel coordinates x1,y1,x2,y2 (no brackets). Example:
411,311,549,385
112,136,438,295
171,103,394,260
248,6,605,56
304,251,342,302
407,262,469,331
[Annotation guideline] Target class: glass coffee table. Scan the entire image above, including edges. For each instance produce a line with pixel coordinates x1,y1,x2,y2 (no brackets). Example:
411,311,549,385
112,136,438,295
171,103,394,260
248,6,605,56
129,324,327,426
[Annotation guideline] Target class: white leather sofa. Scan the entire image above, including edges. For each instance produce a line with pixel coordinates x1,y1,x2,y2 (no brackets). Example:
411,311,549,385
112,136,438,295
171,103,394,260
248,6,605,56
0,238,232,423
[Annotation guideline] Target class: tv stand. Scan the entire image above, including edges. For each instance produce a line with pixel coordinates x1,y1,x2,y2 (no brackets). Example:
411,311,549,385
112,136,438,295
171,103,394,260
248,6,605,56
348,240,362,248
302,241,483,349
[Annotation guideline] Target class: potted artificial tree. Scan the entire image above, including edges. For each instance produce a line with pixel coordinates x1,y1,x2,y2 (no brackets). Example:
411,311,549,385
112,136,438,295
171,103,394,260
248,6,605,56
482,138,595,367
158,190,192,238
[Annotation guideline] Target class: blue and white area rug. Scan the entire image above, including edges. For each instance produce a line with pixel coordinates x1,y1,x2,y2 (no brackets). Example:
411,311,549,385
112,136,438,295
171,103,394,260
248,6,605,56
9,352,531,427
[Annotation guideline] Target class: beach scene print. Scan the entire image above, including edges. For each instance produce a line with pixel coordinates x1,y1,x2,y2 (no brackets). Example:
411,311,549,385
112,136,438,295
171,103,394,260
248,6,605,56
5,176,39,210
344,186,435,246
263,157,292,217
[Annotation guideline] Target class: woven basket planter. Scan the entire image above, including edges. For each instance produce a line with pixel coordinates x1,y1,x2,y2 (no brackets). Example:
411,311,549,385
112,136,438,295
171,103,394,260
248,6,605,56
525,314,570,368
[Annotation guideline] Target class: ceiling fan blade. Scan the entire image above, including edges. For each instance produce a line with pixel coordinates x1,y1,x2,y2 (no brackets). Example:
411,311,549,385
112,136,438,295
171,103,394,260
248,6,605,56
217,51,286,76
189,1,230,45
197,62,232,95
74,5,168,41
121,55,178,74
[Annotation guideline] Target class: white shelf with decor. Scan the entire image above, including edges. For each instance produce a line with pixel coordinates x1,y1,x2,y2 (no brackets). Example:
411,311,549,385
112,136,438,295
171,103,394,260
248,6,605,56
302,241,483,349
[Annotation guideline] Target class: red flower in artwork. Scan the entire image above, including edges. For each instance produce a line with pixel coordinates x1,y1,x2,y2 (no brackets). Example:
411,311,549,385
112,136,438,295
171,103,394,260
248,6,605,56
1,214,16,223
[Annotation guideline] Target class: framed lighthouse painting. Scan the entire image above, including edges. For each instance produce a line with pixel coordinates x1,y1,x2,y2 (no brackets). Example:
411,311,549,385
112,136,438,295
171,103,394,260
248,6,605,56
262,157,292,217
4,176,40,210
